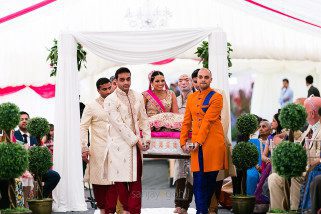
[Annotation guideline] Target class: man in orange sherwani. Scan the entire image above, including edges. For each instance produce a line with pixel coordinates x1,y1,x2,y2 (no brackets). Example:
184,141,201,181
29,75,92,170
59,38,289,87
180,68,228,214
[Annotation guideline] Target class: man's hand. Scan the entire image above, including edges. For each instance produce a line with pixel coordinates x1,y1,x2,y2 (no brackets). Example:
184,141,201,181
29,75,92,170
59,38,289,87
137,140,149,151
191,142,200,151
82,151,89,163
182,144,190,153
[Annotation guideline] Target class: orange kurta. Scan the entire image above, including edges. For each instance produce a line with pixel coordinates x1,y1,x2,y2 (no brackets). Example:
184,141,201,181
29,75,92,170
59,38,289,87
180,87,228,172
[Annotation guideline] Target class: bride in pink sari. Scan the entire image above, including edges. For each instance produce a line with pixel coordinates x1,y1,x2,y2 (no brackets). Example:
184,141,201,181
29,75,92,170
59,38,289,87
142,70,179,117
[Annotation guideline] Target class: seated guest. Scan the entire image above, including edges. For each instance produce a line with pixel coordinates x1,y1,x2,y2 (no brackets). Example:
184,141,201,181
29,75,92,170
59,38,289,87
14,111,60,198
142,70,178,117
269,97,321,211
42,124,54,155
246,116,266,196
299,106,321,212
310,175,321,214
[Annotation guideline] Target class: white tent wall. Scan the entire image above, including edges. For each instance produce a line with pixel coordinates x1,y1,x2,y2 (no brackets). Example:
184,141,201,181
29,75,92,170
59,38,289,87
232,59,321,120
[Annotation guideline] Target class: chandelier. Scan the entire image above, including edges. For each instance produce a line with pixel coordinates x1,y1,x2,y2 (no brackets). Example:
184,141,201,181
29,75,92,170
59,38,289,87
125,1,172,29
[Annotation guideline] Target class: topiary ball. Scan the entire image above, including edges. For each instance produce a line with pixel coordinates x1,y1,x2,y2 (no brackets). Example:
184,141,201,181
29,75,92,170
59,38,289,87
279,103,307,131
28,146,52,176
26,117,50,139
232,141,259,170
0,102,20,133
272,141,307,179
236,113,258,136
0,142,29,179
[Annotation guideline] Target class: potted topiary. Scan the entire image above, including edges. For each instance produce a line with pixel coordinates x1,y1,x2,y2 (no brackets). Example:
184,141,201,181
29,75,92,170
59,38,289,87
0,102,31,214
279,103,307,142
25,117,53,214
232,141,259,214
271,141,307,213
0,102,20,142
236,113,258,142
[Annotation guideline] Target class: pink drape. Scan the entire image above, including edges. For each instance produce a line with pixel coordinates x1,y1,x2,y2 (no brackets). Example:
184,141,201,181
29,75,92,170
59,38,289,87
0,0,56,24
29,84,55,98
0,84,55,98
151,58,175,65
0,85,26,96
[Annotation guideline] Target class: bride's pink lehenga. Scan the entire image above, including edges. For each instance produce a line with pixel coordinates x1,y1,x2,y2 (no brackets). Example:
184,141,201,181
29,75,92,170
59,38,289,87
142,89,182,132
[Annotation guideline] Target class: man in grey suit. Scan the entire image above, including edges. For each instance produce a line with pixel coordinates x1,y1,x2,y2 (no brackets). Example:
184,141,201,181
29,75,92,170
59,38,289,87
306,75,320,97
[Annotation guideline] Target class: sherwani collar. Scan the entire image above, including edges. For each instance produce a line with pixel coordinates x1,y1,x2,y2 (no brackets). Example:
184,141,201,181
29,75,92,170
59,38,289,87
198,87,212,95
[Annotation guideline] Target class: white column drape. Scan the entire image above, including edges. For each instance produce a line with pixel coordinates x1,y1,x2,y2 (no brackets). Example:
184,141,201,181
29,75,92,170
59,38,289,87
54,28,228,211
53,34,87,212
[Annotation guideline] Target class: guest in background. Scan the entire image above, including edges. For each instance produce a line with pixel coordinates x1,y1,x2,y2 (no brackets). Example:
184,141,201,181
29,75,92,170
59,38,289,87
42,124,54,154
173,74,193,214
279,78,293,107
110,75,117,93
191,69,200,92
306,75,320,97
14,111,60,199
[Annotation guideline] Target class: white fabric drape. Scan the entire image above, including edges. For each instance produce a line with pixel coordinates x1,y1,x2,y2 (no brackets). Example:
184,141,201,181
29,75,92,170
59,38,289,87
53,28,228,211
74,29,212,64
53,34,87,212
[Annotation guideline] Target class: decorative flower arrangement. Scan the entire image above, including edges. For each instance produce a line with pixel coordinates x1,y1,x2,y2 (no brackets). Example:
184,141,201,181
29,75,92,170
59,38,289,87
279,103,307,142
272,141,307,179
26,117,50,145
148,113,184,131
0,102,20,141
47,39,87,77
195,41,233,76
236,113,258,137
232,141,259,195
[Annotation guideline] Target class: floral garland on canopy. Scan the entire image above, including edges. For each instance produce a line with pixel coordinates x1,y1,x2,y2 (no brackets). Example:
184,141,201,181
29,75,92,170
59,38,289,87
195,41,233,76
47,39,87,77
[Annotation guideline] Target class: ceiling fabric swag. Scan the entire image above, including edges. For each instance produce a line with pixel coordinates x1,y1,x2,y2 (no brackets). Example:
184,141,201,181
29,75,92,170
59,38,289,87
53,28,229,212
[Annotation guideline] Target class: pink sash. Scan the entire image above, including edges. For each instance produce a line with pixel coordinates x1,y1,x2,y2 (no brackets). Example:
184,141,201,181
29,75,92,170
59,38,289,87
142,90,167,113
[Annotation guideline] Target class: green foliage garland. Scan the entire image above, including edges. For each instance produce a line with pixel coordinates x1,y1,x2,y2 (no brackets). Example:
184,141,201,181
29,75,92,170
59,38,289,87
47,39,87,77
272,141,307,179
195,41,233,76
236,113,258,137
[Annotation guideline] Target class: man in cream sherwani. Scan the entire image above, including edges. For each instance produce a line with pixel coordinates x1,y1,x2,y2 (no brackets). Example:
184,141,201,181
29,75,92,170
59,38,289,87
80,78,117,214
81,77,120,214
104,67,151,214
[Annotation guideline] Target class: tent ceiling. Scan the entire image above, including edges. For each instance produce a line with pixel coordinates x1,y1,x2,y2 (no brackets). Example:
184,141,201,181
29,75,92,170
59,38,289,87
1,0,321,87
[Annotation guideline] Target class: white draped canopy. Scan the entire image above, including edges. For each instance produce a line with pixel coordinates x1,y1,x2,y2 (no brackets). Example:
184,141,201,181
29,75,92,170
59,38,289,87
53,28,228,211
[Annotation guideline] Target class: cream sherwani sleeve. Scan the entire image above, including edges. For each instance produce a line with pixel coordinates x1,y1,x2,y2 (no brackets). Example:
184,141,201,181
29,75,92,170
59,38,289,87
80,105,92,153
137,95,151,143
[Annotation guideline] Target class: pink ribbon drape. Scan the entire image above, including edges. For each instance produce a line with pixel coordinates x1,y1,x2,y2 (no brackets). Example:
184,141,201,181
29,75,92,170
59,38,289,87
0,84,55,98
0,85,26,96
151,58,175,65
245,0,321,29
0,0,56,24
29,84,55,98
